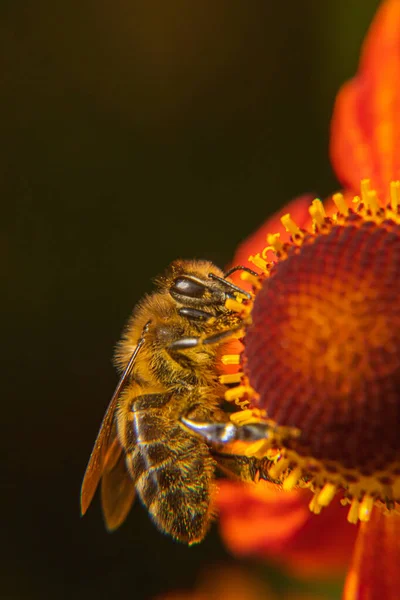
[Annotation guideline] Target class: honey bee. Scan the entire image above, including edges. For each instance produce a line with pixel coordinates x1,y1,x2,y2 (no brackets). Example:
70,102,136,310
81,259,272,544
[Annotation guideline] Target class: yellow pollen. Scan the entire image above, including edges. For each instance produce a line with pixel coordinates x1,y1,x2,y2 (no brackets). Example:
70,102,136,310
225,385,254,402
248,253,268,271
221,354,241,365
219,372,243,385
239,270,262,289
233,399,249,410
367,190,380,214
309,494,323,515
281,213,303,237
244,439,270,458
347,498,361,525
360,178,371,205
229,409,259,426
266,449,281,461
332,192,349,215
358,495,375,522
232,328,246,340
309,198,326,227
268,458,290,479
282,466,303,491
317,482,337,507
225,298,252,316
265,233,284,254
390,180,400,211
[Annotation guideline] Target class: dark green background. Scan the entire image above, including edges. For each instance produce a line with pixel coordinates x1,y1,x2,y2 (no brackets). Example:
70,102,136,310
3,1,379,599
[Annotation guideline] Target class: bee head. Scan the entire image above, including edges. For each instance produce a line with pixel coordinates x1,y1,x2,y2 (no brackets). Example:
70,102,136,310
155,260,231,310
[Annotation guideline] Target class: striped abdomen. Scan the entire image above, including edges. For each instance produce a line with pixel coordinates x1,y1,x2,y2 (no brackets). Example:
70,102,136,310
118,390,216,544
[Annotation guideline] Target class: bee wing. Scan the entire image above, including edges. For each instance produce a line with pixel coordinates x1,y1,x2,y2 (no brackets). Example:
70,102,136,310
80,391,121,516
101,435,136,531
81,335,147,516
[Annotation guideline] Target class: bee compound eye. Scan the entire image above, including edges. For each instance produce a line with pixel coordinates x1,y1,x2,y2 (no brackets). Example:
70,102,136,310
170,277,207,299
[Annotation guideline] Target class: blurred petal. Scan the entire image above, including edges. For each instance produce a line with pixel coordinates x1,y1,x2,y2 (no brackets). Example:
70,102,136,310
330,0,400,197
217,481,357,578
230,194,314,280
217,481,310,552
343,509,400,600
155,565,330,600
155,566,273,600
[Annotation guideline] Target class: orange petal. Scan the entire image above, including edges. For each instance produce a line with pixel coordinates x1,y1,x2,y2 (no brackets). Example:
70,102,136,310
217,481,356,578
155,566,275,600
282,495,356,579
343,508,400,600
229,194,314,284
330,0,400,198
217,481,310,553
156,566,329,600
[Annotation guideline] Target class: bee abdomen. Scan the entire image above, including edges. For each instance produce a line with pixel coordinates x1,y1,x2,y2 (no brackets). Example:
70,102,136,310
119,392,217,543
126,428,215,544
151,452,215,544
122,395,172,448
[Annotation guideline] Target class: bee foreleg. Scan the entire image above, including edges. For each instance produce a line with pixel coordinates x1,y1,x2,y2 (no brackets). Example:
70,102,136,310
168,336,201,350
168,326,242,351
180,416,274,444
178,307,214,322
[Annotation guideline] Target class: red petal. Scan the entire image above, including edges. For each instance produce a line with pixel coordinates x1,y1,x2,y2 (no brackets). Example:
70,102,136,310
330,0,400,198
217,481,356,578
217,481,310,553
343,508,400,600
229,194,314,287
156,567,270,600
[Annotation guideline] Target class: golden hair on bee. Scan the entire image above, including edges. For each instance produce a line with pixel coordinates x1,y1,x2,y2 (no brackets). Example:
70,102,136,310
81,259,273,544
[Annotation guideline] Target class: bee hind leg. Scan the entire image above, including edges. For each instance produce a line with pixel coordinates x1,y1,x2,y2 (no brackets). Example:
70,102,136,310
180,416,274,444
182,418,286,485
213,453,274,484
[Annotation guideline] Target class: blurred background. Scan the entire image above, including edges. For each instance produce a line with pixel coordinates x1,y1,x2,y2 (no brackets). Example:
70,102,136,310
3,1,380,599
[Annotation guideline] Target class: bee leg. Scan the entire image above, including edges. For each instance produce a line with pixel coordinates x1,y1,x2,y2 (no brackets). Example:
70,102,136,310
180,416,274,444
213,453,259,483
222,265,260,279
177,307,214,322
213,453,278,484
168,326,242,351
207,272,252,300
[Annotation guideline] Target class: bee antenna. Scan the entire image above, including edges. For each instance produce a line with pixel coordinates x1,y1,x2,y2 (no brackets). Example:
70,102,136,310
223,265,260,278
208,272,251,300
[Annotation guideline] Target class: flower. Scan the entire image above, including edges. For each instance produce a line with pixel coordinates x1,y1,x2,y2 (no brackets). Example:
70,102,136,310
216,1,400,597
217,481,356,579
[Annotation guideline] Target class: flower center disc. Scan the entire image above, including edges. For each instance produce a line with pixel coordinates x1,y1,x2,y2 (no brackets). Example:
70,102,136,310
245,218,400,475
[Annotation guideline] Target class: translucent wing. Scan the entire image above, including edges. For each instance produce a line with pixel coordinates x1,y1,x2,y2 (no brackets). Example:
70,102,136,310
80,393,121,517
101,436,136,531
80,334,147,517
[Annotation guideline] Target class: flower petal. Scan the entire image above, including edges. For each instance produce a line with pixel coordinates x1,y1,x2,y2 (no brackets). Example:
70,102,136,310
330,0,400,198
343,508,400,600
217,481,310,553
230,194,314,280
155,566,274,600
217,481,356,578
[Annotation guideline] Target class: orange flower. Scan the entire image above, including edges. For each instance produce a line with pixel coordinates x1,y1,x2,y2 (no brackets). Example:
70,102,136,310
218,481,356,579
215,1,400,598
